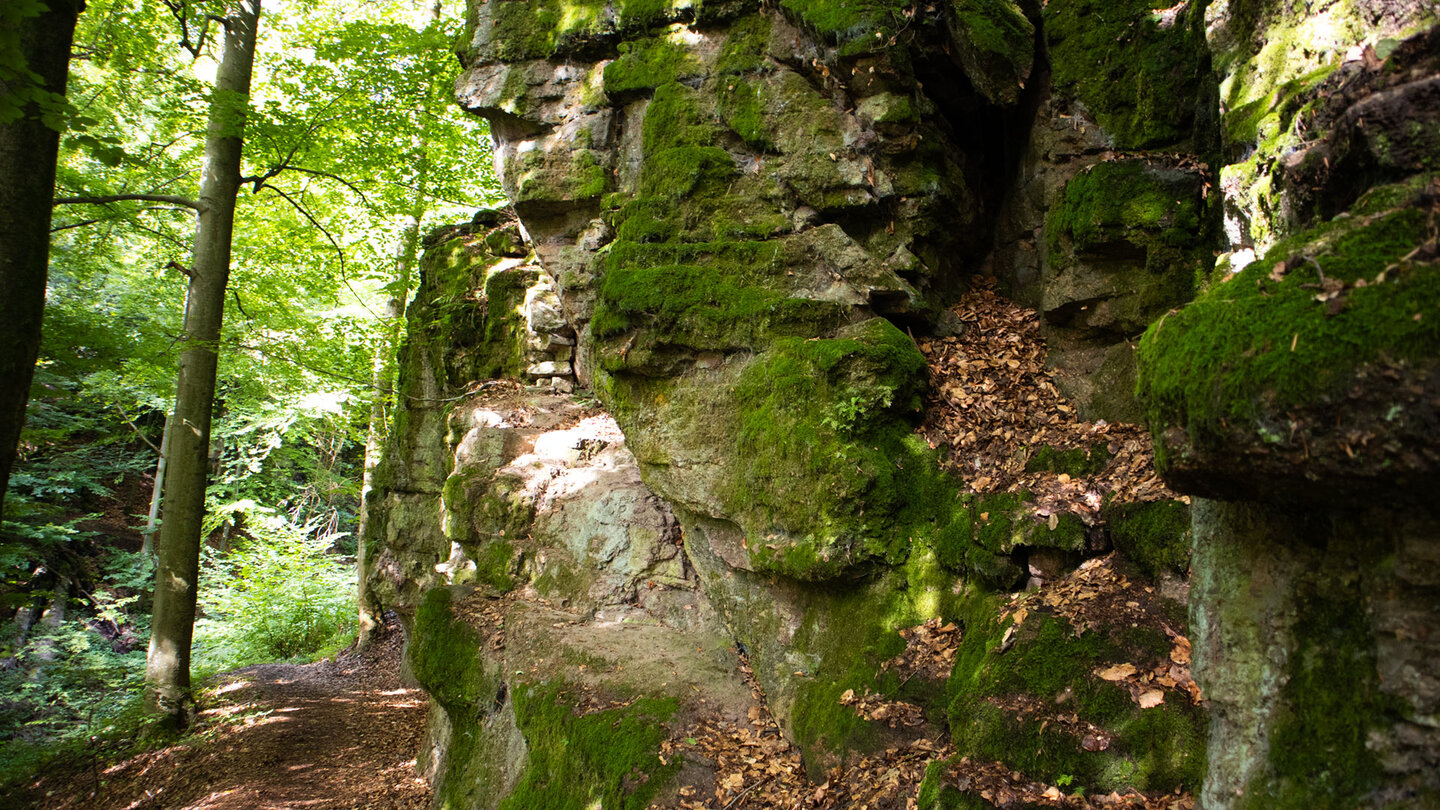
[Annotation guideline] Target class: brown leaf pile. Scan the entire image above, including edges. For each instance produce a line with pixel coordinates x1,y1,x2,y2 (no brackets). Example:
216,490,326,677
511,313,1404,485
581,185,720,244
918,278,1173,508
883,617,961,681
839,688,926,728
1002,555,1202,706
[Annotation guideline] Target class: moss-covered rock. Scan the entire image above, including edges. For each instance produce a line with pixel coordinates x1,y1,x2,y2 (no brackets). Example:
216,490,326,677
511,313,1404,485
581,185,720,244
1043,0,1214,151
1103,498,1191,577
946,584,1207,795
499,683,681,810
943,0,1034,106
1136,176,1440,504
1043,159,1213,337
1188,499,1440,810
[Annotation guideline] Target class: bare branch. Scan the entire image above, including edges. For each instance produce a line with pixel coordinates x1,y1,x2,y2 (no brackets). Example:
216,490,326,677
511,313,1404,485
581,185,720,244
231,289,252,319
279,165,374,205
54,193,202,210
259,185,382,319
114,405,162,455
50,205,192,233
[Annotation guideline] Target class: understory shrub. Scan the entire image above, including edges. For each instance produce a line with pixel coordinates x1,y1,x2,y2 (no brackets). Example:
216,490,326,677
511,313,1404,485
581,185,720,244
195,506,356,668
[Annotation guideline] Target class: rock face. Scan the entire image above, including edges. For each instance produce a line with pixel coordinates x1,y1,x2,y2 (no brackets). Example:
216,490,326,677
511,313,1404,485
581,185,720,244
1135,17,1440,810
358,1,1440,807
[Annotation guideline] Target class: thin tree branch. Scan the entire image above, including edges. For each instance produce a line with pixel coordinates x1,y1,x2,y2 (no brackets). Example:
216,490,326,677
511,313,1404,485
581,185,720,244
54,193,202,210
231,289,251,319
258,185,382,319
275,165,374,205
114,405,162,455
51,205,193,232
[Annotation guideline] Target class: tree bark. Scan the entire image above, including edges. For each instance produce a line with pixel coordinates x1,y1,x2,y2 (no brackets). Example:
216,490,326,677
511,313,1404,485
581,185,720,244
144,0,261,726
356,149,428,648
0,0,85,516
142,412,173,558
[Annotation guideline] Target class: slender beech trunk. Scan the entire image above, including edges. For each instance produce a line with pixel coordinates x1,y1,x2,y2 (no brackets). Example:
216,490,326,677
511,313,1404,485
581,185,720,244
141,412,172,558
145,0,261,725
0,0,85,516
356,150,428,648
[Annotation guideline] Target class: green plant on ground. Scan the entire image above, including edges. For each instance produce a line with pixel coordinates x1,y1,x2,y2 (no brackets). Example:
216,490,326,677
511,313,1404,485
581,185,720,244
195,505,357,669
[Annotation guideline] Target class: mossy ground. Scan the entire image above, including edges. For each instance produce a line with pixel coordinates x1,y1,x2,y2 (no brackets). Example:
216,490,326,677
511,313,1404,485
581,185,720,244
1137,177,1440,458
945,587,1207,794
780,553,967,776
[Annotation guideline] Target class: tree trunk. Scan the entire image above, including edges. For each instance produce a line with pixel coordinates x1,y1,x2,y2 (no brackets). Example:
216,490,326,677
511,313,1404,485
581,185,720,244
144,0,261,727
142,412,172,558
356,150,428,648
0,0,85,516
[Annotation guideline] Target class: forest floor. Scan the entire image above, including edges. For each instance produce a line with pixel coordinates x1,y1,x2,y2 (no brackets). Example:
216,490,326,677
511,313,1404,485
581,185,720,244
18,628,432,810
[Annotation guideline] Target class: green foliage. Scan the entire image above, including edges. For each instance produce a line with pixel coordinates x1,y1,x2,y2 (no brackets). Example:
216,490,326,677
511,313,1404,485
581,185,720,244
195,507,356,668
0,611,150,792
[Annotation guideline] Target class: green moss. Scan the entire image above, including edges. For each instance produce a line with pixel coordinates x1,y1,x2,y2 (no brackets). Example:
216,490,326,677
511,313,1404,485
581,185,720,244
719,79,773,151
778,0,910,49
1024,444,1111,477
785,561,965,774
723,319,974,578
946,0,1035,105
1043,0,1212,149
716,13,772,75
946,590,1207,793
1048,161,1203,251
1236,586,1401,808
472,538,519,592
1045,159,1213,333
1221,64,1336,154
590,262,843,353
642,82,722,153
603,32,704,96
1136,179,1440,453
410,588,497,720
1104,499,1190,577
483,0,691,62
499,682,680,810
512,148,609,205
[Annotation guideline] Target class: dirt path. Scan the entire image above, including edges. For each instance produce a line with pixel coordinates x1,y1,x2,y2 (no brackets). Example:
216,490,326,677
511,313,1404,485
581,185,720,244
23,632,432,810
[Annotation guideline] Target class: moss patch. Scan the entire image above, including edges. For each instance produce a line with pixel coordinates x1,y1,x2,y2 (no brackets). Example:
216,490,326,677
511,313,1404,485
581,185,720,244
723,318,973,578
499,682,680,810
1136,177,1440,458
1235,584,1402,808
946,588,1207,793
1043,0,1212,149
946,0,1035,106
1024,444,1111,477
410,588,498,721
1103,499,1190,577
481,0,691,62
603,31,704,96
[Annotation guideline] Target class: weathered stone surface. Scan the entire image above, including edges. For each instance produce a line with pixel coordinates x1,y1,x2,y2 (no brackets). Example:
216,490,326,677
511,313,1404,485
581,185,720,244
1209,0,1439,256
1189,499,1440,809
1137,22,1440,810
371,2,1440,807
